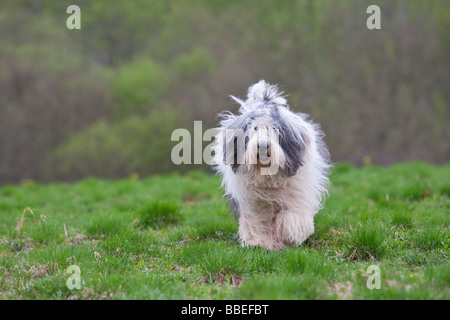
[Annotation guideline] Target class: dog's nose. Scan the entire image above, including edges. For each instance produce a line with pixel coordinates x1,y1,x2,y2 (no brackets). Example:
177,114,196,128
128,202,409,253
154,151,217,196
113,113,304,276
257,142,270,154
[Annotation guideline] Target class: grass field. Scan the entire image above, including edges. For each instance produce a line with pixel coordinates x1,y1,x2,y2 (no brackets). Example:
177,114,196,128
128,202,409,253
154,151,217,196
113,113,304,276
0,162,449,300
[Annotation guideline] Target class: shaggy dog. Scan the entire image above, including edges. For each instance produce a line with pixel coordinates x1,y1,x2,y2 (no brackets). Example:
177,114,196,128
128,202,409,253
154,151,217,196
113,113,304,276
213,80,331,250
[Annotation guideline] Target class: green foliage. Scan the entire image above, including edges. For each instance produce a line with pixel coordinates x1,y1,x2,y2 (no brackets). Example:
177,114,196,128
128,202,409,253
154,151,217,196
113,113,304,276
413,228,448,251
178,242,245,275
346,220,387,260
113,57,168,119
236,274,331,300
0,10,111,184
86,212,131,236
390,208,414,229
1,0,450,184
48,109,182,180
0,163,448,299
285,249,336,280
173,47,217,81
138,200,182,229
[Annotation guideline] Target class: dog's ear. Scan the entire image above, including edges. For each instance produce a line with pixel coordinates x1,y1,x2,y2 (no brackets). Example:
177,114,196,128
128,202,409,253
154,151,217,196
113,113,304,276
221,114,251,173
273,109,307,177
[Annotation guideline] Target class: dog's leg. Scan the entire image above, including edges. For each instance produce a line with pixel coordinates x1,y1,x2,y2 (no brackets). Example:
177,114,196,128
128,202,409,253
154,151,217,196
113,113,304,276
239,212,285,251
238,213,255,247
274,211,314,246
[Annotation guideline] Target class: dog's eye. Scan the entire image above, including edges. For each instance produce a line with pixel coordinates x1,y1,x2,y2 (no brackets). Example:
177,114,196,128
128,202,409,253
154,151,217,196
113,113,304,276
254,126,258,131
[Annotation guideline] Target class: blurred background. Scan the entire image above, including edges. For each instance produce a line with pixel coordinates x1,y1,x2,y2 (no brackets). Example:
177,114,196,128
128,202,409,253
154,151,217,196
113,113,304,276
0,0,449,185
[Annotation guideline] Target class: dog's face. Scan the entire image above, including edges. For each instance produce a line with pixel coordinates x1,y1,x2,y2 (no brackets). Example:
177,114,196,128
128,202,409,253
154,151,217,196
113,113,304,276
221,104,306,179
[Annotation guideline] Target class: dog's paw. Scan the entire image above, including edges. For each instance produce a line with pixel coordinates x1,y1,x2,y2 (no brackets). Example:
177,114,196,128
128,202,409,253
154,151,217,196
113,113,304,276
241,238,285,251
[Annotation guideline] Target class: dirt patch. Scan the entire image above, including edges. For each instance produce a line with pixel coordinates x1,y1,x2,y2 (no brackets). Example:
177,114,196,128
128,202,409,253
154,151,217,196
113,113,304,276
200,271,244,287
330,281,354,300
65,234,99,246
27,263,58,279
67,287,116,300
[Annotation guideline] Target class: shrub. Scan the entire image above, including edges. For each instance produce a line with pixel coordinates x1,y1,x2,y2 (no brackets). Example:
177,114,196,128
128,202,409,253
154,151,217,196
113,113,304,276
113,57,168,119
0,13,110,184
48,109,182,180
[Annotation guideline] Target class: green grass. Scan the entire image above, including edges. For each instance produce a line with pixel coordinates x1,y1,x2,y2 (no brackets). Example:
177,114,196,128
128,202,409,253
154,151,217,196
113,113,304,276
137,199,183,229
0,162,449,299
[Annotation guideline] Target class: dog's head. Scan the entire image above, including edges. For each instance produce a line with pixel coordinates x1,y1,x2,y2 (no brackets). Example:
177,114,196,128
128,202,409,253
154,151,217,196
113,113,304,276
217,80,308,181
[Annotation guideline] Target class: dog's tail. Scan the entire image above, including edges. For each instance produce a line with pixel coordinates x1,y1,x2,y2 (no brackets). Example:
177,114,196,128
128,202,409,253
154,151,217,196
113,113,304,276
230,80,287,113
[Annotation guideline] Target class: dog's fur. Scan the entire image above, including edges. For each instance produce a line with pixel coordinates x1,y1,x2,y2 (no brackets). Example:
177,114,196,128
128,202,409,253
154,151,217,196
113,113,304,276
213,80,331,250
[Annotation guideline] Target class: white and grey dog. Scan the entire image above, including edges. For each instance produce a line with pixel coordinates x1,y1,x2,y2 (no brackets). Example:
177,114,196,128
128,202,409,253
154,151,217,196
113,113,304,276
213,80,331,250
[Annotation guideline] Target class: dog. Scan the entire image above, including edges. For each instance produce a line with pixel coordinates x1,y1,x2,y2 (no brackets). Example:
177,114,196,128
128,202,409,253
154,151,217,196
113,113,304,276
213,80,331,250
